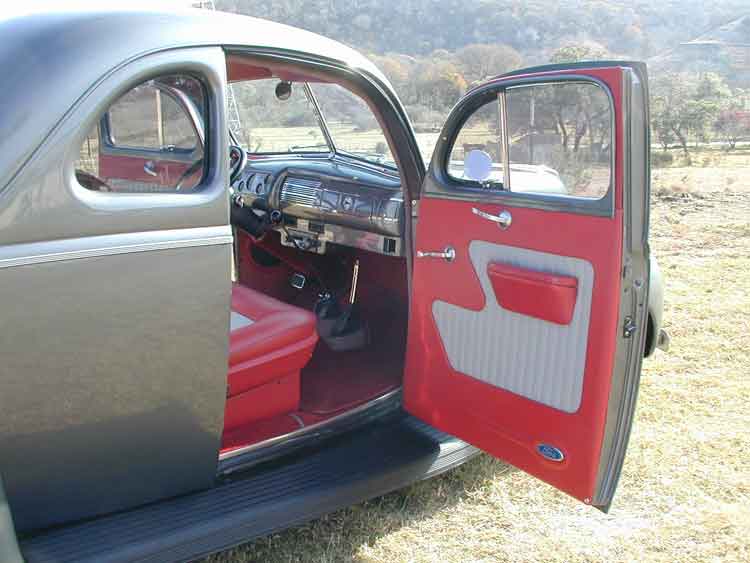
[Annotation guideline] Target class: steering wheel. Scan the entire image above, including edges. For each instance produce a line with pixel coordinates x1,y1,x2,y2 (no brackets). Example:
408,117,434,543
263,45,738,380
174,158,204,191
75,169,112,192
229,145,247,184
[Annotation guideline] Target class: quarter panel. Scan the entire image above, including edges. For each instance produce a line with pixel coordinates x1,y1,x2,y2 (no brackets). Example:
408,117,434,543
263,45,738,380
0,239,231,531
0,46,231,531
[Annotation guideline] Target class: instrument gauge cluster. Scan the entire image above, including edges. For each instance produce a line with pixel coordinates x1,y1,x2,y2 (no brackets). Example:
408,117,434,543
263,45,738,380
232,172,270,205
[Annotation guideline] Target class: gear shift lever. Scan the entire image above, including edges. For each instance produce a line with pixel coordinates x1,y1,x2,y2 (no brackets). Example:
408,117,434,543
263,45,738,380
314,258,369,352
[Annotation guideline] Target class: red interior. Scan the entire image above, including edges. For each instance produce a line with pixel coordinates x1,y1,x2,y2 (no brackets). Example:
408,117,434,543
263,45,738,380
487,262,578,325
220,231,407,453
98,153,197,191
224,285,318,433
226,55,331,84
404,67,626,505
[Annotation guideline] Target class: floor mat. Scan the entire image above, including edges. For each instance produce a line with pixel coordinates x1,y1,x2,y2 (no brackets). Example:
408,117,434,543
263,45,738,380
299,340,403,415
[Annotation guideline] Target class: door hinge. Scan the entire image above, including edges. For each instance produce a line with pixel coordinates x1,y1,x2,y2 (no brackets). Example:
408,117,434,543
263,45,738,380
623,316,637,338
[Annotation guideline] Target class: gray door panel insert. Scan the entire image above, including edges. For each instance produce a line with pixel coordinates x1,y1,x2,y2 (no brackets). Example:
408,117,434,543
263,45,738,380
432,240,594,413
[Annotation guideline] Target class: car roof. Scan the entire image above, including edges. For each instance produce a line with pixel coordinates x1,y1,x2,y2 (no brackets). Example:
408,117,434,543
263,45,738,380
0,2,389,189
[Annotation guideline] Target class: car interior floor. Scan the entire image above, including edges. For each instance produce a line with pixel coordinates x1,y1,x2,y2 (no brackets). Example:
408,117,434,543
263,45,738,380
220,230,407,454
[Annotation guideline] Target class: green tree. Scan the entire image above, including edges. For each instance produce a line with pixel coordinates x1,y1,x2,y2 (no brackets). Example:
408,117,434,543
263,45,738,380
411,60,467,110
651,72,729,155
455,43,523,84
549,43,610,64
714,89,750,150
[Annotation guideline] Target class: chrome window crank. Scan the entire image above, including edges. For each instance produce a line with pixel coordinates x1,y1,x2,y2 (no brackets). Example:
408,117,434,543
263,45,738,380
143,160,158,177
472,207,512,229
416,246,456,262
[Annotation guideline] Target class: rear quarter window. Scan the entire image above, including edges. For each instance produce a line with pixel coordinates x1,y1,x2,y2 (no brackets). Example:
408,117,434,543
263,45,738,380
75,74,206,194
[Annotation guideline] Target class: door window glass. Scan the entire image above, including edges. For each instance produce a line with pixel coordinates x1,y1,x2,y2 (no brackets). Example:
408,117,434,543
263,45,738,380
75,74,206,193
448,82,612,199
448,102,502,181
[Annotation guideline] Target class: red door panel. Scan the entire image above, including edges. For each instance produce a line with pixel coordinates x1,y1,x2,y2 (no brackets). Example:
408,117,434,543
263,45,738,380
99,153,194,191
405,198,622,501
404,63,649,508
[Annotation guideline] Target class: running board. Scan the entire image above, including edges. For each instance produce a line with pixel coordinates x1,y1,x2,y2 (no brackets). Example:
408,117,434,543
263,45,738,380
21,414,477,563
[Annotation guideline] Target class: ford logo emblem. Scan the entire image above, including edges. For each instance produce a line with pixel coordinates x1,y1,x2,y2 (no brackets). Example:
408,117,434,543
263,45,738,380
537,444,565,462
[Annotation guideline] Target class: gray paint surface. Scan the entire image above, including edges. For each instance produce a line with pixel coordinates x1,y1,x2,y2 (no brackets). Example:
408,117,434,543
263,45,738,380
0,243,232,531
432,240,594,413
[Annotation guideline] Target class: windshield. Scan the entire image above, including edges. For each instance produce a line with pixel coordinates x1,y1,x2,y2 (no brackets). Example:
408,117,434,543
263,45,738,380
230,79,396,169
230,79,330,154
309,83,396,168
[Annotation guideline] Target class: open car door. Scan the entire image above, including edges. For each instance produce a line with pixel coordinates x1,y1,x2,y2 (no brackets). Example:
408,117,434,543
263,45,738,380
404,62,650,510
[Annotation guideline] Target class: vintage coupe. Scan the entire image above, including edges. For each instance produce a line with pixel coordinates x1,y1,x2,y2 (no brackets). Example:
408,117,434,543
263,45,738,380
0,5,667,562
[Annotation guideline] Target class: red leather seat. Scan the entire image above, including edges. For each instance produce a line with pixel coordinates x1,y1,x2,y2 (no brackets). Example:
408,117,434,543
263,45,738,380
224,285,318,431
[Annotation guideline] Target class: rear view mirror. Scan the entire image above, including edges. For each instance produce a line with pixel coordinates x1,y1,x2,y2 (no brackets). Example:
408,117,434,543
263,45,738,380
464,149,492,182
275,81,293,101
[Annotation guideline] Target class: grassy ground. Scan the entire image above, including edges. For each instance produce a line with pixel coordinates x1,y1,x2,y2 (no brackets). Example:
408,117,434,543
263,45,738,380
206,148,750,563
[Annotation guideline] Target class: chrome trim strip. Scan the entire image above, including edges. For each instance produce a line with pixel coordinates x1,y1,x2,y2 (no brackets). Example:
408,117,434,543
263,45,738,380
219,387,402,462
0,226,232,269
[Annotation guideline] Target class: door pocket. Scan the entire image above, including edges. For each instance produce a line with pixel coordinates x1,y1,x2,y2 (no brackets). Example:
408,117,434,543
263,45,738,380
487,263,578,325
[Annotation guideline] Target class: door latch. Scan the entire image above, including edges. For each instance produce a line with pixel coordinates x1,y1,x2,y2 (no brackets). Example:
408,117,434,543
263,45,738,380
472,207,512,229
416,246,456,262
623,317,637,338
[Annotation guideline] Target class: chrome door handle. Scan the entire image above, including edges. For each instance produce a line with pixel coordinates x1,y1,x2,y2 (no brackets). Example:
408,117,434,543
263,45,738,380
143,161,158,177
417,246,456,262
472,207,512,229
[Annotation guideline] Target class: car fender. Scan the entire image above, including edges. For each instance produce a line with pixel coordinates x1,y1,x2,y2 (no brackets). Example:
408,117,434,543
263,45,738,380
646,254,667,356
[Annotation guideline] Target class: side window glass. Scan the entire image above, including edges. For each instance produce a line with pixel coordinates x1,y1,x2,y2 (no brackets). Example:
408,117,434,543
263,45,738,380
448,101,502,181
75,74,206,193
507,83,611,198
448,82,612,200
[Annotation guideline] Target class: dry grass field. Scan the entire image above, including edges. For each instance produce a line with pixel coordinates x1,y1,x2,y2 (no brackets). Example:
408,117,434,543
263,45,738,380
204,147,750,563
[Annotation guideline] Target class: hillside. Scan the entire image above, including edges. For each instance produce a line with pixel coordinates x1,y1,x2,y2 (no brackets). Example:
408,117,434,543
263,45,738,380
211,1,750,154
215,0,748,61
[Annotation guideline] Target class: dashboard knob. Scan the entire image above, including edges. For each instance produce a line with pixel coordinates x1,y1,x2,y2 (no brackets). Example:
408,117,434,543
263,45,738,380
270,210,283,224
341,195,354,212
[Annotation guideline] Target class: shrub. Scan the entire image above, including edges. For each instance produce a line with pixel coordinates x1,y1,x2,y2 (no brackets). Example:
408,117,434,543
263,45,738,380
651,151,674,167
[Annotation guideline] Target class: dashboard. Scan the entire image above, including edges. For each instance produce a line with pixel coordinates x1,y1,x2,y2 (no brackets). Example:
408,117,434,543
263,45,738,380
232,156,405,257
